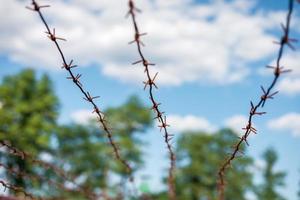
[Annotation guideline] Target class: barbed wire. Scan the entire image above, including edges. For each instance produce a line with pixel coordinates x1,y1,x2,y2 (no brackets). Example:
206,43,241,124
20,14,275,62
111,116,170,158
126,1,176,199
0,162,96,200
1,140,69,181
26,0,133,179
217,0,297,199
0,179,41,200
0,140,96,200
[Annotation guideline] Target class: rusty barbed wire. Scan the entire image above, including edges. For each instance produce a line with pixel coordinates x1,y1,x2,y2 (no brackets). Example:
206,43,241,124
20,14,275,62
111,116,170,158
26,0,132,178
217,0,297,199
126,1,176,199
0,179,41,200
0,140,96,200
1,140,69,181
0,162,96,200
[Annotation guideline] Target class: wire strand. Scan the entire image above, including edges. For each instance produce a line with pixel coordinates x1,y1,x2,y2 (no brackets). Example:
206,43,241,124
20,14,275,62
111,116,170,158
217,0,296,199
27,0,133,180
126,1,176,199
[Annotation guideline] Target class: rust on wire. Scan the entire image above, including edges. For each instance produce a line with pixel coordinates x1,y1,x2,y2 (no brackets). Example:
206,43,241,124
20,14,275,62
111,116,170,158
26,0,133,179
0,179,41,200
1,140,68,180
217,0,297,199
126,1,176,199
0,140,96,200
0,162,96,200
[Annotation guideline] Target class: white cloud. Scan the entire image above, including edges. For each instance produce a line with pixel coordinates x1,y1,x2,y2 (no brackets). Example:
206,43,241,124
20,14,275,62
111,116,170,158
259,51,300,96
248,158,265,174
167,115,216,133
224,115,248,135
277,78,300,95
267,113,300,137
1,0,297,86
276,53,300,95
39,152,54,163
254,159,265,170
70,109,96,125
245,192,258,200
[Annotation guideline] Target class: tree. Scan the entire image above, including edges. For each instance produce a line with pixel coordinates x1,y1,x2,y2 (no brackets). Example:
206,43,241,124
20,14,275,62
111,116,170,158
297,169,300,200
297,170,300,200
154,129,253,200
255,148,286,200
55,96,153,199
0,69,59,190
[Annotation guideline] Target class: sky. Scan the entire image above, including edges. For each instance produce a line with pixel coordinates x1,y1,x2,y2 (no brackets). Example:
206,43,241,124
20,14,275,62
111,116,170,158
0,0,300,199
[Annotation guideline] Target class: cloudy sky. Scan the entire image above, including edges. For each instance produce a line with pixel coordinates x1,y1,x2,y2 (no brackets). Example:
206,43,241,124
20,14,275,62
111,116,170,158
1,0,300,199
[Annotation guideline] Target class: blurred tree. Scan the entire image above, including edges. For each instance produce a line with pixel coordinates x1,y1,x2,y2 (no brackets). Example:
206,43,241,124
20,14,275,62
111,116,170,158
298,171,300,200
55,96,152,199
154,129,253,200
255,148,286,200
298,170,300,200
105,96,153,174
0,69,59,189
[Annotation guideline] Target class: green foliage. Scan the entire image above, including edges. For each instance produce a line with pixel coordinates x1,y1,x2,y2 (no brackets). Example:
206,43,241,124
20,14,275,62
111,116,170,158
0,69,290,200
0,69,59,189
255,148,286,200
174,129,253,200
55,96,152,197
0,70,153,198
298,170,300,199
105,96,153,173
55,124,109,199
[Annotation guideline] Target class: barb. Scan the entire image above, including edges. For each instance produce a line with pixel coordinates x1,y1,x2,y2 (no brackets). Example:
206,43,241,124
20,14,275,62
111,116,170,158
1,140,68,180
217,0,296,199
0,179,41,200
0,140,96,200
0,162,96,200
27,0,132,177
126,1,176,199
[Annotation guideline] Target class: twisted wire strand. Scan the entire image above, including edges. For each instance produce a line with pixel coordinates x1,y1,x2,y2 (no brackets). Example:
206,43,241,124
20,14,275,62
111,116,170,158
26,0,133,179
0,140,96,199
217,0,297,199
0,179,41,200
126,1,176,199
0,162,96,200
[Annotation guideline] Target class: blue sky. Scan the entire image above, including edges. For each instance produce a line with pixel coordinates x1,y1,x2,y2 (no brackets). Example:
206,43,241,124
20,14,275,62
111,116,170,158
1,0,300,199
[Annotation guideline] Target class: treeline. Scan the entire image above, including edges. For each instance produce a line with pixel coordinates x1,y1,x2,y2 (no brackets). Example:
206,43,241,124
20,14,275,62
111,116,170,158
0,70,296,199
